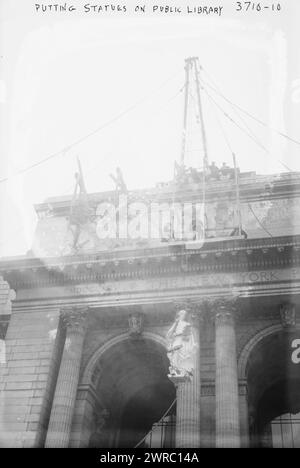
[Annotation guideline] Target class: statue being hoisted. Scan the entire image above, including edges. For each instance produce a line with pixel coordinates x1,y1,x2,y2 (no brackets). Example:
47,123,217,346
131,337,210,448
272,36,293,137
166,309,198,382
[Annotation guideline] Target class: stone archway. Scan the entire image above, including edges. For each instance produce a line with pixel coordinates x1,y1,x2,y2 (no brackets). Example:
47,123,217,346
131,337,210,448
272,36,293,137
71,333,176,448
238,325,300,447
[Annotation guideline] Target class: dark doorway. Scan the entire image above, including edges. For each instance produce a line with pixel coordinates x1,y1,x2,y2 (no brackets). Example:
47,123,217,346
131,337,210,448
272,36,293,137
117,381,176,448
88,337,176,448
257,378,300,447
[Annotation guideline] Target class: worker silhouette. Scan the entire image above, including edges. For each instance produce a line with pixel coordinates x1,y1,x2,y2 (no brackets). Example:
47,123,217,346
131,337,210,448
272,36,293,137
110,167,127,193
208,161,220,180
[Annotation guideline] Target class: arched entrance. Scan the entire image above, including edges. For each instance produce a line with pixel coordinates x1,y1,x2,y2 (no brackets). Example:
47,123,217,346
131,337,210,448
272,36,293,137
242,327,300,447
257,379,300,447
77,334,176,448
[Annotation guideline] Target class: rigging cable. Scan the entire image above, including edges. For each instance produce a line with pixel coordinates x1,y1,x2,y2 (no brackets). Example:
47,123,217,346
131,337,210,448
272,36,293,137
134,398,177,448
0,83,184,250
200,84,293,173
202,78,269,152
61,85,184,196
204,83,273,239
0,69,182,185
203,85,235,156
204,85,244,236
247,203,273,238
200,66,300,147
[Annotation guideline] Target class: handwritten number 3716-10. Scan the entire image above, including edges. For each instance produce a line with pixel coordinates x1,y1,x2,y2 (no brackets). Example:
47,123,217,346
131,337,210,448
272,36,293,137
236,2,281,11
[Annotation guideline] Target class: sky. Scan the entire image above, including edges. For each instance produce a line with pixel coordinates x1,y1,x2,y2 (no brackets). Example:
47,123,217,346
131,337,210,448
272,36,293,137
0,0,299,257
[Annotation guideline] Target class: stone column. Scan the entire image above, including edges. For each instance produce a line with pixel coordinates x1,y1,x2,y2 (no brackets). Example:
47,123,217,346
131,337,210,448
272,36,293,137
45,306,88,448
168,307,201,448
214,298,240,448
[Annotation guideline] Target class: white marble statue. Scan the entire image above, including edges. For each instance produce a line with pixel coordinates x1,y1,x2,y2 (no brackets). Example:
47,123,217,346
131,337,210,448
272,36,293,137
166,309,198,379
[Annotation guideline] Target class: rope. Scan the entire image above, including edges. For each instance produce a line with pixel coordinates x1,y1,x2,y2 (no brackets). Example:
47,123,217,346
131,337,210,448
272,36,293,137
248,203,273,238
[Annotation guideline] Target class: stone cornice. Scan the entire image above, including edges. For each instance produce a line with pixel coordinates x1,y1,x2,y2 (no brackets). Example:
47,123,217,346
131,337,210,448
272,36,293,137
1,234,300,288
35,171,300,216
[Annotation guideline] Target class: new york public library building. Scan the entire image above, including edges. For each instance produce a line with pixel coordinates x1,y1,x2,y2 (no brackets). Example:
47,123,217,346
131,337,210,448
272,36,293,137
0,168,300,449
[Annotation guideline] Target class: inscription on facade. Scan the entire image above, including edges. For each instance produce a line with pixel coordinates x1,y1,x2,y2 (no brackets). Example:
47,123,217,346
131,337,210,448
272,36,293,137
64,268,290,297
16,268,300,302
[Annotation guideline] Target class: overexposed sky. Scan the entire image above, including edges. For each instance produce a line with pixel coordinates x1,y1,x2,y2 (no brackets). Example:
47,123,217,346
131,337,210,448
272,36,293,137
0,0,299,256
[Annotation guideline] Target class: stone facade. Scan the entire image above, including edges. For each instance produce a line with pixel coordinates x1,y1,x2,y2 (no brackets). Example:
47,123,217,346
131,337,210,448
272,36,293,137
0,171,300,447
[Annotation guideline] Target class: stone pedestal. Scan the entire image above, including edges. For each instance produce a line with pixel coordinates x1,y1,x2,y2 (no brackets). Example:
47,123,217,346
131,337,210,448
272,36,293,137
175,373,201,447
214,299,240,448
45,307,88,448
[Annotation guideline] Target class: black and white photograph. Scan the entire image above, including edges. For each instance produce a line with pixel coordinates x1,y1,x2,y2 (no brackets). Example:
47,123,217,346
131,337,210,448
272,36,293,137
0,0,300,451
